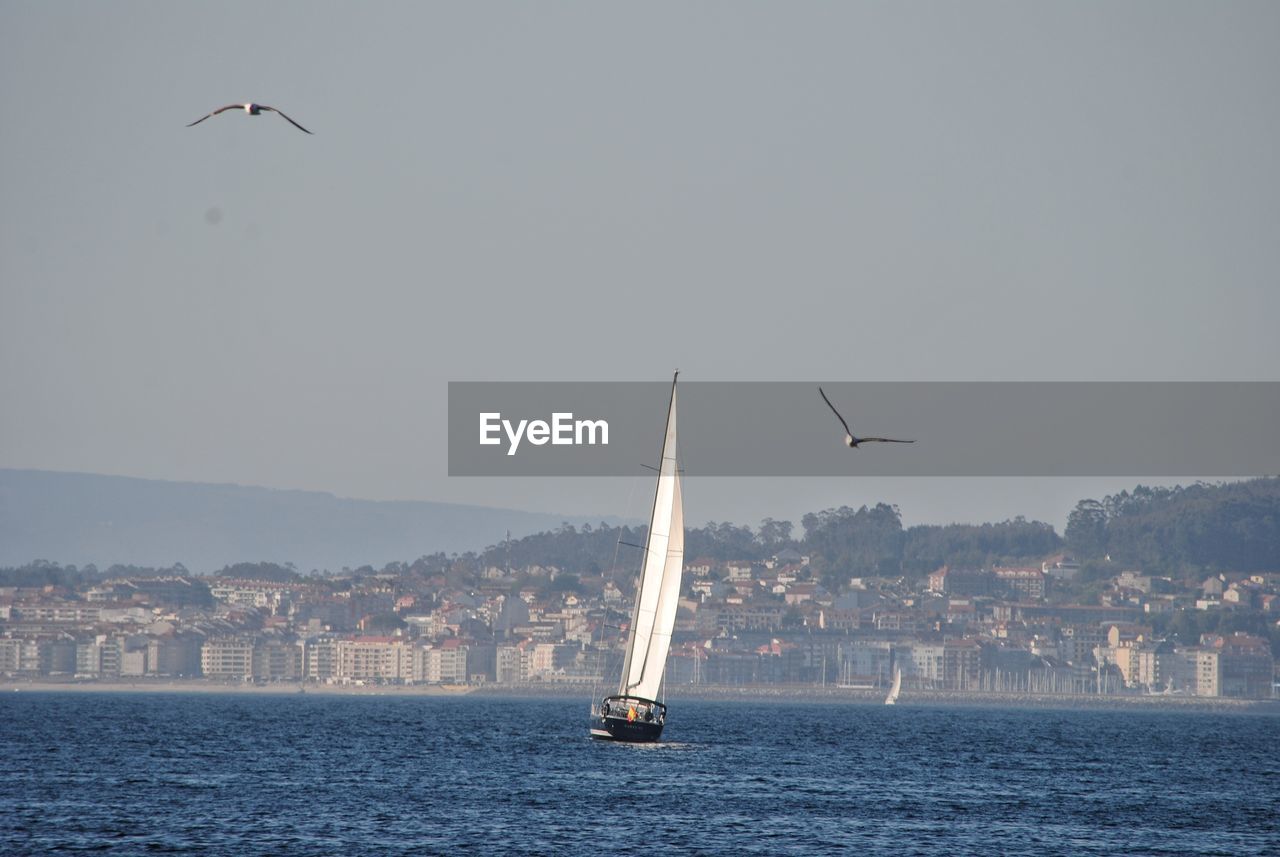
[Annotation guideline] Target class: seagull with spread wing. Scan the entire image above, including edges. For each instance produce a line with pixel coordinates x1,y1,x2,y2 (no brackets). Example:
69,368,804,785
187,103,312,134
819,387,915,448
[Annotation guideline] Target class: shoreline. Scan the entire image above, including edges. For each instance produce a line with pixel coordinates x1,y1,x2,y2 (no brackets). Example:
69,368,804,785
0,678,473,697
4,678,1275,712
475,682,1276,713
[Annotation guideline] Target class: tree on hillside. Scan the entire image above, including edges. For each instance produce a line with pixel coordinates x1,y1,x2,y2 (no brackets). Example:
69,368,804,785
802,503,904,580
758,518,795,553
1066,479,1280,573
214,562,300,583
901,518,1061,576
1065,499,1108,559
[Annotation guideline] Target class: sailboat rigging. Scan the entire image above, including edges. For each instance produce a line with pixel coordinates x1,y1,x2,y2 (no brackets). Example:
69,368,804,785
590,372,683,742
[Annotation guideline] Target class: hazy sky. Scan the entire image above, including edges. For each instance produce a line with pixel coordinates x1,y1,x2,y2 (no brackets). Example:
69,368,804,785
2,2,1277,531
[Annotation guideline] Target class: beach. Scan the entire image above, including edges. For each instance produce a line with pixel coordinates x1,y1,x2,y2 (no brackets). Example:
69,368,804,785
7,677,1272,712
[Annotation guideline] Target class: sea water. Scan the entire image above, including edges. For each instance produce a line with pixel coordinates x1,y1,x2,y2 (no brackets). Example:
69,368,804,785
1,692,1276,856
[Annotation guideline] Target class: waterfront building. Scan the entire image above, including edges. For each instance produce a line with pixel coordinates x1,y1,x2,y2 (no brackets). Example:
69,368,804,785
1208,633,1274,698
74,635,123,678
120,636,149,676
839,639,893,685
201,637,255,679
496,642,531,683
906,641,945,685
304,635,340,681
419,640,469,683
146,634,203,677
528,642,580,679
1195,649,1222,697
943,638,983,690
0,635,76,676
335,636,413,682
252,638,304,681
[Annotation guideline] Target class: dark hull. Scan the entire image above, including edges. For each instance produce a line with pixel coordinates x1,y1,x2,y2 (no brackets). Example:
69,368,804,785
590,716,664,743
590,695,666,743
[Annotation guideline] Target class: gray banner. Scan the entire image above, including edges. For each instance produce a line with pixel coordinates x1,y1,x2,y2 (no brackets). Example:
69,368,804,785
448,382,1280,477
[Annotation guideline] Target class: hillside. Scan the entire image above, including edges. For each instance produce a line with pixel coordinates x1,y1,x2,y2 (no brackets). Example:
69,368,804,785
0,469,625,574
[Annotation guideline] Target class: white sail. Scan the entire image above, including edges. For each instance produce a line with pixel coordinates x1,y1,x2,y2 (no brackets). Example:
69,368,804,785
644,474,683,694
885,665,902,705
619,382,683,702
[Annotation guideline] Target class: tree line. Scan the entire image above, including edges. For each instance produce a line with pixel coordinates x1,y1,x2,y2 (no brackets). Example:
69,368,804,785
479,503,1063,590
7,478,1277,589
1065,478,1280,576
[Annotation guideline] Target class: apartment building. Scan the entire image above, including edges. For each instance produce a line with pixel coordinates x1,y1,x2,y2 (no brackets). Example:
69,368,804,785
201,637,255,679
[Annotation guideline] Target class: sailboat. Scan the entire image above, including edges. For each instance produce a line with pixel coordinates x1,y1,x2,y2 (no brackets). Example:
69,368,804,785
591,372,683,742
884,665,902,706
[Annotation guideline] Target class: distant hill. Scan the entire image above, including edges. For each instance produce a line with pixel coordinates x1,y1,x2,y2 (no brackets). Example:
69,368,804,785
0,469,628,574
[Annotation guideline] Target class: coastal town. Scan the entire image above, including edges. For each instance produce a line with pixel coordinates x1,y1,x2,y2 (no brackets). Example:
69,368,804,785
3,547,1276,701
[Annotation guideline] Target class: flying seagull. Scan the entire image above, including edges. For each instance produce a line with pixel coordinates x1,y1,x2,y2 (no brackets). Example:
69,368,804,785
818,387,915,448
187,103,312,134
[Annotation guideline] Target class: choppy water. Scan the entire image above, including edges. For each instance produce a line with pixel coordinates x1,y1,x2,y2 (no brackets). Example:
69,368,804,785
1,692,1277,856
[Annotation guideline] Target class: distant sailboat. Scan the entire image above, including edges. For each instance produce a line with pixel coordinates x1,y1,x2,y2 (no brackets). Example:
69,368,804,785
591,373,683,743
885,665,902,706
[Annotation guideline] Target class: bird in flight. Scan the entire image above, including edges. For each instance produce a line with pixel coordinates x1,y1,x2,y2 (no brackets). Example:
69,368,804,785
187,103,312,134
819,387,915,448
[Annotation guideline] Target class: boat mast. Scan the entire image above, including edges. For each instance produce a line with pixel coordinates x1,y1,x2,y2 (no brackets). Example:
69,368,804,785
617,370,679,697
